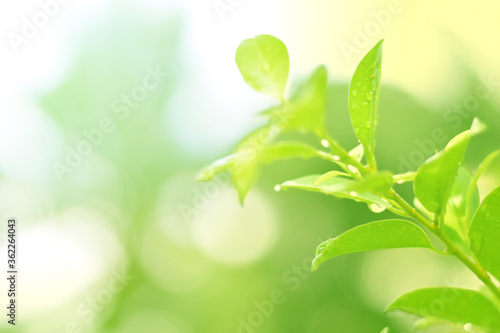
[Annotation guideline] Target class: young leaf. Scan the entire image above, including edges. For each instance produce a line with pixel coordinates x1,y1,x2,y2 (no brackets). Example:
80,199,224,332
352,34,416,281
235,35,289,100
466,149,500,221
346,171,393,195
198,136,338,203
380,328,389,333
278,174,391,210
443,168,478,242
414,118,486,216
260,141,333,163
312,219,434,270
314,171,350,186
348,143,364,163
386,287,500,329
348,40,383,170
279,66,327,135
468,186,500,281
414,130,471,216
197,126,276,204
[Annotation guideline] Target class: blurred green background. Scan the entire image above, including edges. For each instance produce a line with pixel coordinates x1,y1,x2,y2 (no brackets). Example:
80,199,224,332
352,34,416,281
1,0,500,332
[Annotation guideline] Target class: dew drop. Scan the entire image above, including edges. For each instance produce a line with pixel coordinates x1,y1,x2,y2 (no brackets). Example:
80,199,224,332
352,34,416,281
321,139,330,148
371,61,377,69
464,323,472,331
356,81,361,86
332,155,340,161
352,90,358,96
348,165,359,173
370,204,386,213
366,91,373,101
349,191,358,197
274,184,281,192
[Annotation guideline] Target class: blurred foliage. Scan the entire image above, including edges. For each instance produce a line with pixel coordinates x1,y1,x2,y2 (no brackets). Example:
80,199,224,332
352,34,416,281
7,6,500,333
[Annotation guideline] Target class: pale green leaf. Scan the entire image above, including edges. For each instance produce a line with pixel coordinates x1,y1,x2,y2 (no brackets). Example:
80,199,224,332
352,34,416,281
235,35,289,99
386,287,500,329
347,171,393,195
469,186,500,281
312,219,433,270
314,171,350,186
348,40,383,170
280,66,327,135
348,143,364,163
260,141,332,164
380,328,389,333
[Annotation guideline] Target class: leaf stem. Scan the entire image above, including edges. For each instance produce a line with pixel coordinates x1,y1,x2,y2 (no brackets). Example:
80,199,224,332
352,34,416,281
323,135,370,175
387,189,500,301
388,189,500,300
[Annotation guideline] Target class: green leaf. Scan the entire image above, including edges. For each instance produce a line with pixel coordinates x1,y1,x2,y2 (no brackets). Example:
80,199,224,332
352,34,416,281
348,40,383,170
347,171,393,195
314,171,350,186
386,287,500,329
279,66,327,135
414,118,486,216
441,167,478,255
196,154,236,182
380,328,389,333
198,135,336,204
312,219,434,270
260,141,332,164
469,186,500,281
235,35,289,100
466,149,500,221
197,126,277,204
348,143,364,163
414,130,471,216
279,174,391,211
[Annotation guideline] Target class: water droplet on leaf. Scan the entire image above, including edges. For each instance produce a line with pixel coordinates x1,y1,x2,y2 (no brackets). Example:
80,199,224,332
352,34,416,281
348,165,359,173
369,204,386,213
321,139,330,148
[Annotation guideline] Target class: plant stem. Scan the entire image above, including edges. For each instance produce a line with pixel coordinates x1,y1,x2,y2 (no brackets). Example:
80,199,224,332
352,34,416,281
323,135,369,175
387,189,500,301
